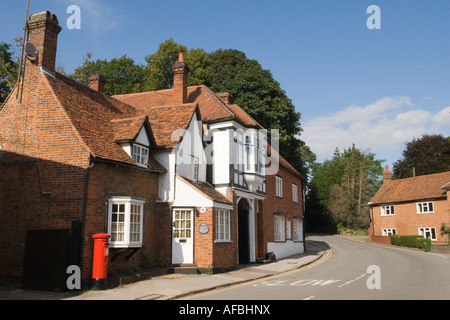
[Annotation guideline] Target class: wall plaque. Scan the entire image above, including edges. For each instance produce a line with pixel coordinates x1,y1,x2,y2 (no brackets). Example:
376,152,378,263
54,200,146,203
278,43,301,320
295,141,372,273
198,223,210,235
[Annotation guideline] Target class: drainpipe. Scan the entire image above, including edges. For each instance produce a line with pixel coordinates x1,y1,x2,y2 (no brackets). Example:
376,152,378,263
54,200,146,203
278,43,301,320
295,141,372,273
80,156,95,287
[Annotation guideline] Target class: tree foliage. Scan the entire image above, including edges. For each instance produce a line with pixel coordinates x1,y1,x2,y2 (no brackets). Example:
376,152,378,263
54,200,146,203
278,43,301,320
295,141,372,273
0,42,19,104
69,53,147,96
392,134,450,179
306,145,383,231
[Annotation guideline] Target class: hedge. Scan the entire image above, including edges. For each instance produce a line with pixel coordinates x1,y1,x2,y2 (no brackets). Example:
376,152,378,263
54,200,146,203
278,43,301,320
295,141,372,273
389,235,431,252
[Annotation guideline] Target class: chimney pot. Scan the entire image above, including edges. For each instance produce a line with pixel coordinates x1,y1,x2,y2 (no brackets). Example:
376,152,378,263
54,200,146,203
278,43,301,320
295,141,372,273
178,52,184,62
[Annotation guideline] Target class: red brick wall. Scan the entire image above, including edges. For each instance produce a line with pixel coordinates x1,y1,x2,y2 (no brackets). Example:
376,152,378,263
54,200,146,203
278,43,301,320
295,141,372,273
371,198,449,243
263,165,303,253
0,67,90,281
82,161,159,282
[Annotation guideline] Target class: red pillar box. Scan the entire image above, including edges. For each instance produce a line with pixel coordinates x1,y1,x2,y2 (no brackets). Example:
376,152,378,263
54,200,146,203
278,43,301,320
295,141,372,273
91,233,111,290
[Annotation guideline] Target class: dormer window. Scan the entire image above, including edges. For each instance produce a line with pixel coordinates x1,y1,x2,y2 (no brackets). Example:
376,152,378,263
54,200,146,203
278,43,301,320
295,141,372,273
111,116,154,169
132,143,149,168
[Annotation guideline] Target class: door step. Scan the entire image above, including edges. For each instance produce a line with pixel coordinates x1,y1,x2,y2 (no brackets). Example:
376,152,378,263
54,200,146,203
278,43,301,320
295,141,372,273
168,264,199,274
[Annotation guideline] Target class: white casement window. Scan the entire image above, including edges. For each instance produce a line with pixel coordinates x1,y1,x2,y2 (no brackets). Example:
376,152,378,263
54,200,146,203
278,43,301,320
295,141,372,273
292,184,298,203
381,205,395,216
188,155,199,181
132,144,149,168
275,176,283,198
293,219,302,241
274,215,285,241
108,197,145,248
418,227,437,241
416,202,434,214
215,209,231,242
286,218,292,239
245,132,264,174
382,228,396,236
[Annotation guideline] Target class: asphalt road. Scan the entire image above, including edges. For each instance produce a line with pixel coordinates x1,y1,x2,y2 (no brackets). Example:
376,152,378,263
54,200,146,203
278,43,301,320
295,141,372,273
190,235,450,300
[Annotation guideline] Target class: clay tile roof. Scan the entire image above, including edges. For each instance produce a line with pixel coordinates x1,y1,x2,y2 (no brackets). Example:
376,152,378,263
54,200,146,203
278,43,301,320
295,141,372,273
113,85,235,123
225,103,262,128
137,104,199,149
177,175,233,205
111,115,149,142
370,171,450,205
45,73,165,172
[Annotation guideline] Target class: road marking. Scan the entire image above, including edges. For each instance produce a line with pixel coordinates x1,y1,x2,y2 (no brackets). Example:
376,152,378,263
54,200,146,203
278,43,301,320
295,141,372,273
337,273,366,287
178,240,332,300
303,296,315,300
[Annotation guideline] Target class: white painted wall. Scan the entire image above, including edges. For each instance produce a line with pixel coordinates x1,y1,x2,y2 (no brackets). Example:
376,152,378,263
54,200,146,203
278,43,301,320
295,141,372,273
211,128,231,185
267,241,304,260
154,112,207,202
135,126,150,146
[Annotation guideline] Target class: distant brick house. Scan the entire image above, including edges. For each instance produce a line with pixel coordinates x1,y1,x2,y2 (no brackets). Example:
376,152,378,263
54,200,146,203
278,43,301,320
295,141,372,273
369,166,450,244
0,11,304,290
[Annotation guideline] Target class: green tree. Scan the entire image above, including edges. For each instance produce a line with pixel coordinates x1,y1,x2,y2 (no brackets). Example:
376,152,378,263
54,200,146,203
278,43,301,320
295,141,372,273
0,42,19,103
307,146,383,231
329,146,382,229
392,134,450,179
69,53,147,95
144,39,188,90
144,39,212,90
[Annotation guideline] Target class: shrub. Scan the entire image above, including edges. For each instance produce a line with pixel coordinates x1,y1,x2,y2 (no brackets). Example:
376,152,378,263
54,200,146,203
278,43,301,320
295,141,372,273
389,235,431,252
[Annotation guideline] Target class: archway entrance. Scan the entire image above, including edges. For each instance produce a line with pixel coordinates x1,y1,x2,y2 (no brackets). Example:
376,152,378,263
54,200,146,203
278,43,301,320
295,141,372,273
238,199,250,264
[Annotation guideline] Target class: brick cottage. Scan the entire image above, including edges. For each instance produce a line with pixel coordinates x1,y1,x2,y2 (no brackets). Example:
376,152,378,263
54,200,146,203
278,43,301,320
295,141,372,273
0,11,304,290
369,166,450,244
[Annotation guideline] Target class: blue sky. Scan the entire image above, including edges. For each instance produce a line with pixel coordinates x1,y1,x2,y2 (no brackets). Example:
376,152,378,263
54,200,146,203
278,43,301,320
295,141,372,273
1,0,449,167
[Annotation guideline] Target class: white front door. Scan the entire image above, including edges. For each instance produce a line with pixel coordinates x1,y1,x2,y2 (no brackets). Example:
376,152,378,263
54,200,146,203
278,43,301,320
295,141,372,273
172,209,194,264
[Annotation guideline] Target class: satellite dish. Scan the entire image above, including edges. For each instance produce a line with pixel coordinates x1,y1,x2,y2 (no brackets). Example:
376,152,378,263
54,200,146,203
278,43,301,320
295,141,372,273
24,42,38,59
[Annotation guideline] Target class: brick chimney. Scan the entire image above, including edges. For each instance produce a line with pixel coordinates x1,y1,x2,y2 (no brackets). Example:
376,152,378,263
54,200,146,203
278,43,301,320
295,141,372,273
26,11,62,72
89,74,106,93
383,165,392,183
172,52,190,104
216,92,233,105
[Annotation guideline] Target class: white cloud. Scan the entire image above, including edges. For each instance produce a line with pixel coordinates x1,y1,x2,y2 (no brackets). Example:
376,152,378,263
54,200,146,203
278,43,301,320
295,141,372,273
301,97,450,165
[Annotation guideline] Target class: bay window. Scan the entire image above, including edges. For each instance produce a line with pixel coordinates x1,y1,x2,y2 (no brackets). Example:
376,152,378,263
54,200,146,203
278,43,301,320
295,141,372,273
108,197,145,248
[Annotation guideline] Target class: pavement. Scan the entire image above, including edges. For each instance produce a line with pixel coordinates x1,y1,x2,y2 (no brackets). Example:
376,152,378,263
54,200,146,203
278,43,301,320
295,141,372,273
0,240,326,301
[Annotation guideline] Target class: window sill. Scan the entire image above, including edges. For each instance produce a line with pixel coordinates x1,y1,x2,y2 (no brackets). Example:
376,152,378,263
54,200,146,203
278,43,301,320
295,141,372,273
214,240,233,244
109,243,142,249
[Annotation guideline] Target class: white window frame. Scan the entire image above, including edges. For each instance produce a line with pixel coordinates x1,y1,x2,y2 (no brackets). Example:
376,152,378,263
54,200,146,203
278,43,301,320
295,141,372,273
286,218,292,239
418,227,437,241
416,201,434,214
132,144,149,168
382,228,396,236
275,176,283,198
215,209,231,242
293,218,302,241
187,155,199,181
292,184,298,203
381,205,395,216
274,214,285,241
107,197,145,248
